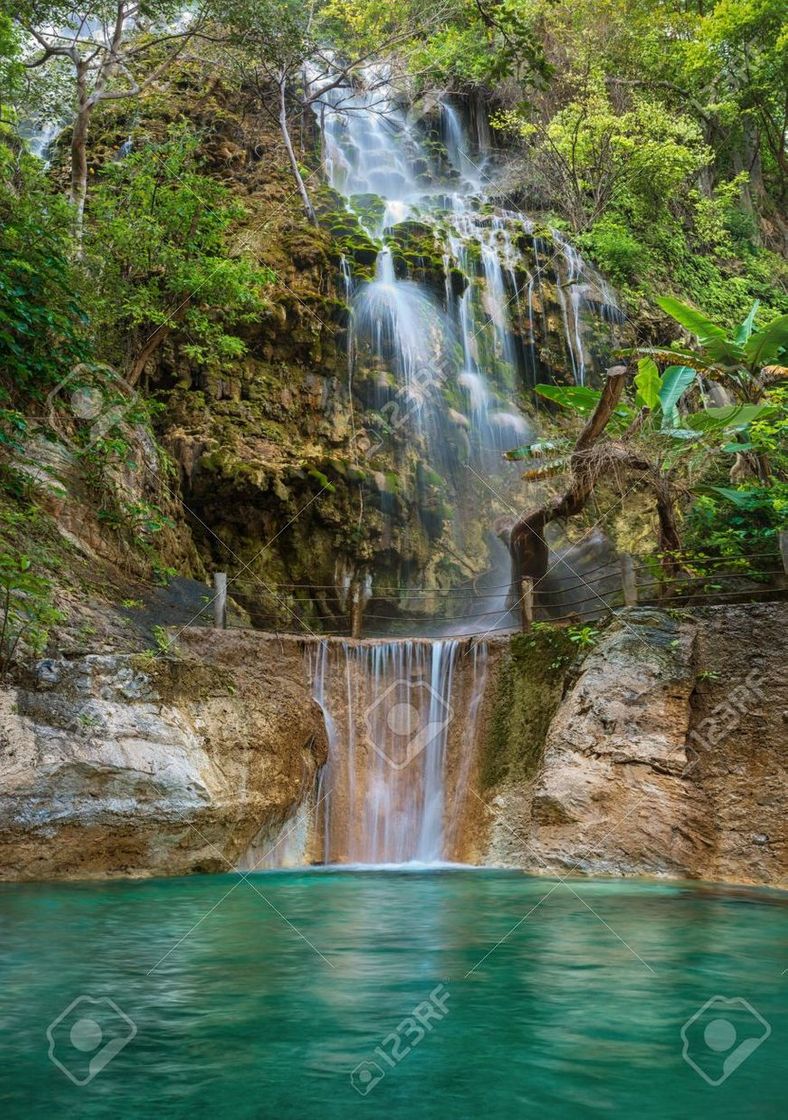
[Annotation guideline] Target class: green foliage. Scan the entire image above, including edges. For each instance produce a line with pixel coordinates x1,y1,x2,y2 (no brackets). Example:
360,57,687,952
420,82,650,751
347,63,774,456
0,551,63,676
623,297,788,403
0,142,89,402
683,486,786,568
87,127,274,376
566,623,599,649
635,357,662,410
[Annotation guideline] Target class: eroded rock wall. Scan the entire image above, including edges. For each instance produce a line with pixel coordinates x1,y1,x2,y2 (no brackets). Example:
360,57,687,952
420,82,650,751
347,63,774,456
0,632,326,880
478,604,787,886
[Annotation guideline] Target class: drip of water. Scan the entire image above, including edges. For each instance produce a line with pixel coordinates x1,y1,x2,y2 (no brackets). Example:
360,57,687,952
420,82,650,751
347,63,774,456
309,638,489,865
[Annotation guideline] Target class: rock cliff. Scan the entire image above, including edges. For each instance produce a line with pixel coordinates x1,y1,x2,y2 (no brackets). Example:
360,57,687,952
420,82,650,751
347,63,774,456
0,632,326,879
0,604,784,885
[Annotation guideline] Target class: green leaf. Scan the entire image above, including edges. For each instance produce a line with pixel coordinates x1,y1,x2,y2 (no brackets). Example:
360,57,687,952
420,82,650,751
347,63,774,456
664,428,702,440
503,439,570,461
615,346,710,372
534,383,601,413
655,296,726,345
658,365,696,429
700,486,762,508
634,357,662,409
743,314,788,368
684,404,777,432
655,297,745,366
734,300,760,345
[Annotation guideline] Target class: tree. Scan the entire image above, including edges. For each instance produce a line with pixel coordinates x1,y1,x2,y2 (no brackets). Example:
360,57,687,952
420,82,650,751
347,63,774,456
503,296,787,590
222,0,455,224
0,552,63,678
0,137,90,404
88,128,274,384
11,2,214,242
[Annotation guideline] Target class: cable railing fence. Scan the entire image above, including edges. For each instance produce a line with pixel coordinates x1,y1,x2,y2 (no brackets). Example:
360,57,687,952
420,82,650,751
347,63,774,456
200,531,787,639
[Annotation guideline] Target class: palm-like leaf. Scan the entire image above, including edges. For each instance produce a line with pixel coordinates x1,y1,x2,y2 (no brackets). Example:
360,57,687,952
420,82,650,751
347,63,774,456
656,296,726,345
503,439,570,461
744,314,788,368
659,365,696,429
734,300,760,344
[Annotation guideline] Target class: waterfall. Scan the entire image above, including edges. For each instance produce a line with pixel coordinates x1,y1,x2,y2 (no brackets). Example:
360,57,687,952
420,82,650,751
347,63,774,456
259,62,628,869
306,64,621,533
309,638,489,865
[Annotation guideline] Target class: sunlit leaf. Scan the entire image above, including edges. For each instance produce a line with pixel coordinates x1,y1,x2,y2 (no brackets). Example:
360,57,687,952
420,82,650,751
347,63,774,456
658,365,696,429
685,404,777,431
534,383,601,413
734,300,760,345
634,357,662,409
744,315,788,368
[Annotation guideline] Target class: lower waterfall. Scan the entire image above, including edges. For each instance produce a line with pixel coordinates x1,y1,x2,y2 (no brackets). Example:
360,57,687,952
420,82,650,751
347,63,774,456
309,638,489,865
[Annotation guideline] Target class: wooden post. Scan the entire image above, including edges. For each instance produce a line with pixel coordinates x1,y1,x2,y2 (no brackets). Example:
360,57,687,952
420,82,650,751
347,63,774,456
779,531,788,590
350,580,364,639
520,577,534,632
620,553,638,607
213,572,227,630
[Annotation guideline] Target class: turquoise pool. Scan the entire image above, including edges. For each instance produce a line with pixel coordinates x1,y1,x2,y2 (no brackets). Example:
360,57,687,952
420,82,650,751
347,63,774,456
0,870,784,1117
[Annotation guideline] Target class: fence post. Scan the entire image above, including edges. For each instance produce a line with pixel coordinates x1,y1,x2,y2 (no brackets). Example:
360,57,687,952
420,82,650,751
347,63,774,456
520,577,534,632
350,580,364,640
619,553,638,607
780,531,788,590
213,572,227,630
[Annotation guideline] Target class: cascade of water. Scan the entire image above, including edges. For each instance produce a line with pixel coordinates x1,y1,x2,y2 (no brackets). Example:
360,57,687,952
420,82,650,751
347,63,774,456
288,63,626,868
308,638,488,865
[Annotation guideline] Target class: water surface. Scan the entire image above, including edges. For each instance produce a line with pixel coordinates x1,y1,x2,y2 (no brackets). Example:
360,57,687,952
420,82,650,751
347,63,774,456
0,870,784,1117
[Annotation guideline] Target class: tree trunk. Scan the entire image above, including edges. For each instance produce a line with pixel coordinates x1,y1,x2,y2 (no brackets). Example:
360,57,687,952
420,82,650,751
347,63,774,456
507,367,629,595
129,325,171,386
278,78,317,226
70,102,91,250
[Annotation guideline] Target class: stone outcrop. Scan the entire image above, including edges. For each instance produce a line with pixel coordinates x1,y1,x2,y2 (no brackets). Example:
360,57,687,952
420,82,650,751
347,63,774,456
0,605,784,885
480,604,787,886
0,631,326,880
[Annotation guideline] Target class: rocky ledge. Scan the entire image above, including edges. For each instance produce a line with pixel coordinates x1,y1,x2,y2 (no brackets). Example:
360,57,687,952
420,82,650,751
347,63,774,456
482,604,787,886
0,632,326,880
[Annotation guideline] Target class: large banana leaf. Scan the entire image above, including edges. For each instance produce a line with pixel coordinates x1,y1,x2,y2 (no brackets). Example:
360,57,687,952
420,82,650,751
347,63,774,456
656,296,727,344
634,357,662,409
734,300,760,344
534,383,601,413
656,297,745,366
744,314,788,368
658,365,696,429
698,335,747,366
685,403,776,432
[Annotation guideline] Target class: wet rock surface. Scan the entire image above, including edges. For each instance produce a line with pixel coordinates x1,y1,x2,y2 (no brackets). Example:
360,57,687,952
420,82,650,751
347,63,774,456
480,604,787,886
0,632,326,880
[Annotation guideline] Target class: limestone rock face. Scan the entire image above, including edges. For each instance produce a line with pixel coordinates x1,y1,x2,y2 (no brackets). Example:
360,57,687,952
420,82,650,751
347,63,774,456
481,605,787,886
0,632,327,880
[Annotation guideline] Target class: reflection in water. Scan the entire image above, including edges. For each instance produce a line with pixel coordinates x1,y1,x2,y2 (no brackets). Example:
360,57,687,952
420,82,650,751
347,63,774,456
0,872,784,1118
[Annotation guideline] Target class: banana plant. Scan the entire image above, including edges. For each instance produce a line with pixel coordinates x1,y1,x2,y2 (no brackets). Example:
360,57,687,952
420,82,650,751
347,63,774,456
618,297,788,404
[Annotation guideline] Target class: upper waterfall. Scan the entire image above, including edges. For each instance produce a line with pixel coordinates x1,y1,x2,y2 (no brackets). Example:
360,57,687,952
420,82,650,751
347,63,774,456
306,60,623,638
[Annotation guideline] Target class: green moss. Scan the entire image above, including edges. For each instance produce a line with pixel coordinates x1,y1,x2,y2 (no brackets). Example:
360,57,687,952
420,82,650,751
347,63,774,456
480,627,576,790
